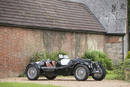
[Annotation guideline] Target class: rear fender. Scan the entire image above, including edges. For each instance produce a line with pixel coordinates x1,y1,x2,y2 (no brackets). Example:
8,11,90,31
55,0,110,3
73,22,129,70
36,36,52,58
25,62,40,73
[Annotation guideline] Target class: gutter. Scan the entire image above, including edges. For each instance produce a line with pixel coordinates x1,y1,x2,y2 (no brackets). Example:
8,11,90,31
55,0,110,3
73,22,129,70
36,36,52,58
0,22,105,34
105,33,125,36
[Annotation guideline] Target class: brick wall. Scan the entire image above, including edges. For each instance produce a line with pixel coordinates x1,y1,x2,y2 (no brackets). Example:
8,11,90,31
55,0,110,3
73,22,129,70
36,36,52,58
105,35,123,64
0,27,39,78
0,26,105,78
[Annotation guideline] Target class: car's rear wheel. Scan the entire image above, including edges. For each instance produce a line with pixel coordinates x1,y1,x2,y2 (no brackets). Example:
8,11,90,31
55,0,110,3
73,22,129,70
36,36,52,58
26,65,40,80
46,76,56,80
92,65,106,81
74,65,90,81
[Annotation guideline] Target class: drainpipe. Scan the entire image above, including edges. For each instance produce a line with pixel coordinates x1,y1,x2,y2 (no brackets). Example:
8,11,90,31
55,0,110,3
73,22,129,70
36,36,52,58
123,0,128,61
128,30,129,51
122,36,124,61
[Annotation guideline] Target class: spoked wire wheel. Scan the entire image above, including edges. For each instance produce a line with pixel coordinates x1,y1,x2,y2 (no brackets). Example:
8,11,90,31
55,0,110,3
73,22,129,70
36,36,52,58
92,65,106,81
26,65,40,80
74,65,90,81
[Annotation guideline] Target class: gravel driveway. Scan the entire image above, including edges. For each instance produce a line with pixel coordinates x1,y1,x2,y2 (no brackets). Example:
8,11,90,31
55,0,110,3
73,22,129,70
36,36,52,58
0,77,130,87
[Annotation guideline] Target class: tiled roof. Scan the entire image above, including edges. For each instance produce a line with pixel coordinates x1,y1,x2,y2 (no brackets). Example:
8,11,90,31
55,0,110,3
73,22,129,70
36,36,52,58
0,0,105,32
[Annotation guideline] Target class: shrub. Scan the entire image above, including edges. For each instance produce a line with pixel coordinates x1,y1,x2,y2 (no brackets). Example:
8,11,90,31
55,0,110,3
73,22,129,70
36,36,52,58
50,50,68,61
105,70,119,80
31,51,51,62
106,51,130,80
111,59,130,80
123,59,130,70
123,59,130,80
82,50,113,70
18,73,26,77
31,50,68,62
126,51,130,60
113,63,125,80
124,51,130,70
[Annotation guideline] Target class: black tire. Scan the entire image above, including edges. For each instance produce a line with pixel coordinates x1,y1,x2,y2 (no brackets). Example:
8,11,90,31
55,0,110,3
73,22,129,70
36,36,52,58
46,76,56,80
26,65,40,80
74,64,90,81
92,65,106,81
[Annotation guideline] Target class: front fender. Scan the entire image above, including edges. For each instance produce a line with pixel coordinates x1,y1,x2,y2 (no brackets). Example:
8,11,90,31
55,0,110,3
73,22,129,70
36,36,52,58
83,62,92,69
73,62,90,70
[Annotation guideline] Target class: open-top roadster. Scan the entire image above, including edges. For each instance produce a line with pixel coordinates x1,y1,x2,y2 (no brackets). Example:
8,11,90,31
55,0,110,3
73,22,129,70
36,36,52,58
26,54,106,81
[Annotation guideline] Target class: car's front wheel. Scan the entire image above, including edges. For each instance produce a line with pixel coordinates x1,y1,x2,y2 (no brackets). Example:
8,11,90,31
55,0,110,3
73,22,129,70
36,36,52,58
92,65,106,81
74,65,90,81
26,65,40,80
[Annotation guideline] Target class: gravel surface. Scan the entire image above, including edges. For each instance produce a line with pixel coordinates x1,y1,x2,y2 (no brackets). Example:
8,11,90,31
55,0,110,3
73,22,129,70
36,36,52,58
0,77,130,87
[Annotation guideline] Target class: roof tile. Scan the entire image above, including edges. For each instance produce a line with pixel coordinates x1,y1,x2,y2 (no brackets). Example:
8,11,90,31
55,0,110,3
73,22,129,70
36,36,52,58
0,0,105,32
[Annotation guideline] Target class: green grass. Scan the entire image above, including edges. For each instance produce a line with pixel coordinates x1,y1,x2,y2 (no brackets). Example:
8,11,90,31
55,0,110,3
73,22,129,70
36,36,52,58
0,82,62,87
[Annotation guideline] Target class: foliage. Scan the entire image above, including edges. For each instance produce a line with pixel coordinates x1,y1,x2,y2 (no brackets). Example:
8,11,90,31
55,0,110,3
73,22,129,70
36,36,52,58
0,82,61,87
125,51,130,60
105,62,125,80
50,50,68,61
106,59,130,80
31,50,68,62
113,63,125,80
105,70,119,80
123,59,130,70
18,73,25,77
103,51,130,80
31,51,50,62
124,51,130,70
123,59,130,81
82,50,113,70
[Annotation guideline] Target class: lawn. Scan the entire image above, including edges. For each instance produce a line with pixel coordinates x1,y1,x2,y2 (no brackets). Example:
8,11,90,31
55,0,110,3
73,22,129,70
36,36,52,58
0,82,62,87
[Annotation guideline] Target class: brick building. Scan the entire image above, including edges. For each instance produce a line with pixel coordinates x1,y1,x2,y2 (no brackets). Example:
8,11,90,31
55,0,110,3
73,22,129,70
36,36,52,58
0,0,128,78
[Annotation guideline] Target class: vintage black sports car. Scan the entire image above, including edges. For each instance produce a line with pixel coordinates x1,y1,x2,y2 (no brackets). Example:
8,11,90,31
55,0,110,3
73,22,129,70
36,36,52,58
25,54,106,81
